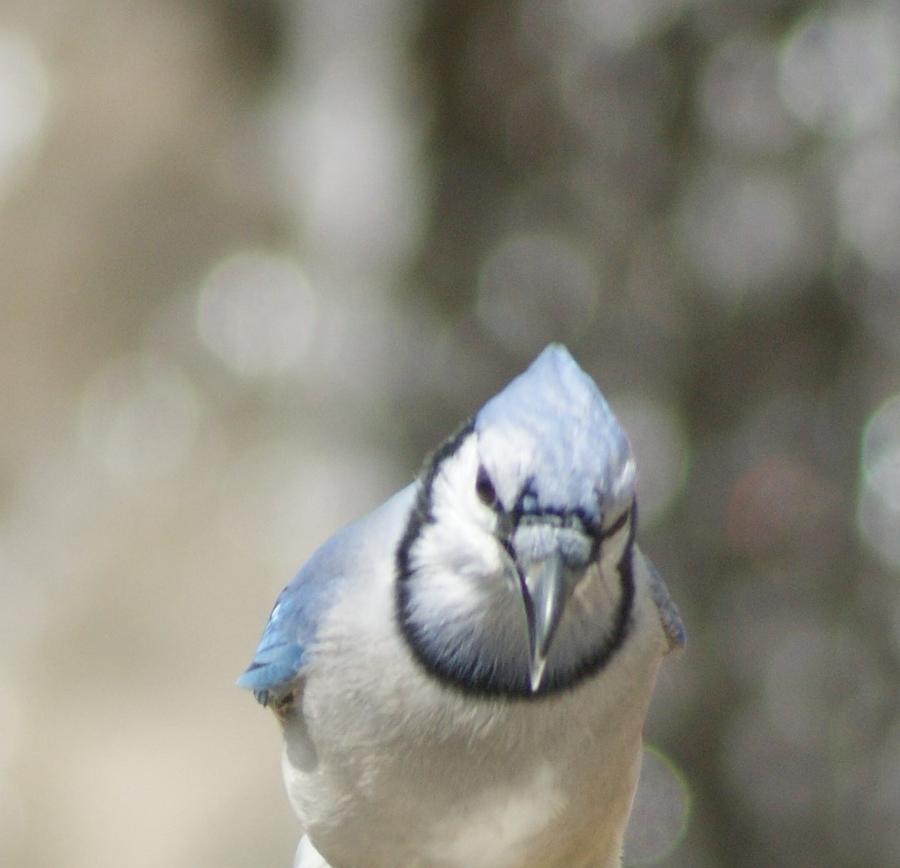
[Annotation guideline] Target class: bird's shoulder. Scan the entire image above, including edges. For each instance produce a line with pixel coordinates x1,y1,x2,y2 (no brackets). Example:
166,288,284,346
237,483,417,705
643,552,686,653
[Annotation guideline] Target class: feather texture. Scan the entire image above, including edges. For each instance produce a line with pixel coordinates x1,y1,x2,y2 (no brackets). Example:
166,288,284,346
238,345,684,868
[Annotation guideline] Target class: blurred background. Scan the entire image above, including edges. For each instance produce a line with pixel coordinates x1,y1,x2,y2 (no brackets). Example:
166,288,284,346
1,0,899,866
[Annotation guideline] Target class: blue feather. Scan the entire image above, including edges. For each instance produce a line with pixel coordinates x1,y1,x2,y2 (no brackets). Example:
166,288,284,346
236,586,316,705
237,485,417,706
237,531,351,705
474,344,634,522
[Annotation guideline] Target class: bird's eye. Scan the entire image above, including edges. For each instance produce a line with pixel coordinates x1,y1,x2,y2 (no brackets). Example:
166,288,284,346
475,466,497,506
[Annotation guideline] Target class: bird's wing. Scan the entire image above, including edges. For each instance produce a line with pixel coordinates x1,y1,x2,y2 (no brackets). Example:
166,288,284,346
236,538,346,706
646,557,686,653
237,483,417,706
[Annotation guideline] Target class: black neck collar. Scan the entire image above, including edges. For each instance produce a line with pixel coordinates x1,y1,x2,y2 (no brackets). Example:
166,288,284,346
394,423,636,700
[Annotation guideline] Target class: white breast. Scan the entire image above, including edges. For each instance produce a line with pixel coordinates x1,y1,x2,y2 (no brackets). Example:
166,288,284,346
422,761,565,868
281,541,668,868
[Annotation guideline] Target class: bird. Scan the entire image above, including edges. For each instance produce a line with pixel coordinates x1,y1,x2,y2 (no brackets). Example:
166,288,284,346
238,344,685,868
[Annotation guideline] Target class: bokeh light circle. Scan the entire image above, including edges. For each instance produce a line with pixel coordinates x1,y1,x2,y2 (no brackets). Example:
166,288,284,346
624,745,691,865
79,354,203,487
858,393,900,570
0,29,51,196
197,250,317,378
779,6,900,137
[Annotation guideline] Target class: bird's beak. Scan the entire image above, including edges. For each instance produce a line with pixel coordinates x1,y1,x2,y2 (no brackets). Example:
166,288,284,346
518,551,579,692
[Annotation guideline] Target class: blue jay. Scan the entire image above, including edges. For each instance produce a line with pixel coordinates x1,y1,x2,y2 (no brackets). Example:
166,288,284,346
239,344,684,868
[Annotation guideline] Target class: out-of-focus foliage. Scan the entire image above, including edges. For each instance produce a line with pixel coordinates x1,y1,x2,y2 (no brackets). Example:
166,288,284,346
1,1,898,866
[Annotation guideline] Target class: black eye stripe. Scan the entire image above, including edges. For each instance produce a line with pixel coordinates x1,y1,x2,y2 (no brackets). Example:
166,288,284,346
475,466,497,506
476,469,632,547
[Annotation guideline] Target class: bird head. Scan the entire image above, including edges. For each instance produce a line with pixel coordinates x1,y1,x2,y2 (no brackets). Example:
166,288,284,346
396,345,638,698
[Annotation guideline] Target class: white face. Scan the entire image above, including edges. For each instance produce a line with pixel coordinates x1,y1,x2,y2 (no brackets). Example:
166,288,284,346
396,346,640,696
408,435,515,620
396,424,638,698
